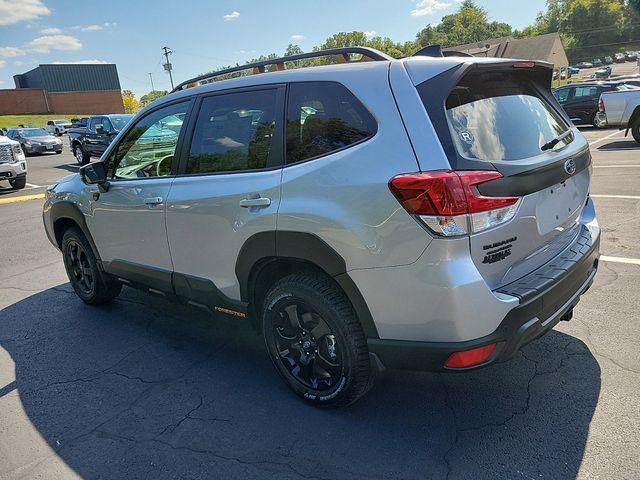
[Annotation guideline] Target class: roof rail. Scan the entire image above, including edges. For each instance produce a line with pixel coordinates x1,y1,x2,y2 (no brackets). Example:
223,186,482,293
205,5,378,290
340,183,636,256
171,47,393,92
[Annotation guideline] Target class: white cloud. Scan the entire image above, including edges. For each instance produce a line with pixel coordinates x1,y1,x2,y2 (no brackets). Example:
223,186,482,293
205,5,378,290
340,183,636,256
26,34,82,53
223,11,240,21
410,0,451,16
41,27,62,34
290,34,305,42
0,46,26,57
363,31,377,39
0,60,6,68
0,0,50,26
103,22,116,28
81,24,103,31
51,59,108,64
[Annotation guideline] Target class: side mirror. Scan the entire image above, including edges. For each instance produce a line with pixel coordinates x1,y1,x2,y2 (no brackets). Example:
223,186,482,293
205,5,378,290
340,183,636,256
80,162,109,191
95,125,106,134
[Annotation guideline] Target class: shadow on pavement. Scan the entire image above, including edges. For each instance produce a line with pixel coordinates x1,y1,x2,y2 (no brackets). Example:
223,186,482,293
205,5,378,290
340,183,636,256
0,284,601,479
597,139,639,151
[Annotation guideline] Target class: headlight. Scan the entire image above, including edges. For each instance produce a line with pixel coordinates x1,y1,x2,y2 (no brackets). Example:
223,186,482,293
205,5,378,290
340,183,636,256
11,144,22,156
24,141,32,146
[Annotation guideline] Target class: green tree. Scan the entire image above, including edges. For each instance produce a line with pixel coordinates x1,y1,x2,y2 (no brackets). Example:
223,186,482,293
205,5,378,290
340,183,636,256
533,0,629,62
140,90,168,106
415,1,513,47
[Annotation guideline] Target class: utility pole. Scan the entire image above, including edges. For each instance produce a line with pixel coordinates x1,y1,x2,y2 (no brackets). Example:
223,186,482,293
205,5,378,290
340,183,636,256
162,46,174,90
148,72,155,93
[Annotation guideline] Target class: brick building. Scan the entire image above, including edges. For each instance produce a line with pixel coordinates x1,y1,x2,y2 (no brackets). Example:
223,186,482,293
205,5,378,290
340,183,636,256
1,63,124,115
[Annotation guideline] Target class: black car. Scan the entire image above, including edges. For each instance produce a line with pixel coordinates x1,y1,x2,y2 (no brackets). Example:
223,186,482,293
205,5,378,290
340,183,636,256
552,82,635,127
5,127,63,155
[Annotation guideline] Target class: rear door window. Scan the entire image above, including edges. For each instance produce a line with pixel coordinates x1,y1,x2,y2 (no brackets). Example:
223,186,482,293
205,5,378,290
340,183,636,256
186,88,279,174
444,70,573,162
286,81,377,164
573,86,598,98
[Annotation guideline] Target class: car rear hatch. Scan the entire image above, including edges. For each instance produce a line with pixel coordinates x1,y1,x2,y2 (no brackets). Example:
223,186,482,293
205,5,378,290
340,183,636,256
403,59,592,290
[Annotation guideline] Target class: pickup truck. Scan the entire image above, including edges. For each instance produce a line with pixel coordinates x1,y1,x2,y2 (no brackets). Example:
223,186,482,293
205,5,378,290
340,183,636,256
68,114,133,165
598,87,640,143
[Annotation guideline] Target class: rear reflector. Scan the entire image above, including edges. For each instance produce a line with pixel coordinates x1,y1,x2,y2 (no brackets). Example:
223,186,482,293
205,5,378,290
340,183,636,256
388,171,520,236
444,343,497,368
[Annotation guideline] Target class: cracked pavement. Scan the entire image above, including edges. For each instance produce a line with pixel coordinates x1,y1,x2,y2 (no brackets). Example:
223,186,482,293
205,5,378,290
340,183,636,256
1,129,639,479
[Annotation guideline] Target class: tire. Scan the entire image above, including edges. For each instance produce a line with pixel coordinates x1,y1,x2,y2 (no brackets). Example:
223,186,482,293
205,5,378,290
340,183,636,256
73,144,90,165
56,150,62,154
261,272,373,408
631,119,640,144
9,177,26,189
21,144,30,157
62,226,122,305
55,128,60,136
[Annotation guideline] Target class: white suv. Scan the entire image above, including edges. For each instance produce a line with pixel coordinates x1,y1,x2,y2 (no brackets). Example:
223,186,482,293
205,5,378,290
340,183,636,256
0,135,27,189
43,47,600,407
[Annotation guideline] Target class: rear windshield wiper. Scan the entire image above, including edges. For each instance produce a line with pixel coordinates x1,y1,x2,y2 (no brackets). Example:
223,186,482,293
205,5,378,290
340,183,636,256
541,129,572,151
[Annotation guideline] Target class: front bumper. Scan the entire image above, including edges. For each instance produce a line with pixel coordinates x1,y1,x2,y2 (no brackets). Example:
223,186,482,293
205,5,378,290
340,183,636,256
0,161,27,180
24,143,62,154
368,225,600,371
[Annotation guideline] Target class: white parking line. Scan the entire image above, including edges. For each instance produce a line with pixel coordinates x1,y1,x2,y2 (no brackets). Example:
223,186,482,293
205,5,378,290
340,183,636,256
601,255,640,266
589,130,625,145
25,183,43,188
593,165,640,168
591,194,640,200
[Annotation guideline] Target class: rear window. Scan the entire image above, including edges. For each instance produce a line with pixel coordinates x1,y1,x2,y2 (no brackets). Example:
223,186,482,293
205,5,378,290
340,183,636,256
445,71,573,162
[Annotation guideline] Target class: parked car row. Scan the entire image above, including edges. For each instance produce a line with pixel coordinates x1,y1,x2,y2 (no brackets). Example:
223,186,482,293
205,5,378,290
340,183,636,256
552,77,640,142
573,52,639,70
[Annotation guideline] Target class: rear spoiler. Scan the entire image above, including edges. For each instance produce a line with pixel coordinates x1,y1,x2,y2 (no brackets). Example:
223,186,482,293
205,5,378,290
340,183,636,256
412,45,473,58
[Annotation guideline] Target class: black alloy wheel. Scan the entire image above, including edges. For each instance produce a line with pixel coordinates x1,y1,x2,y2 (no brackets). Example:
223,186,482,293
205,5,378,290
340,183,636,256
271,300,343,391
262,273,373,407
64,239,94,296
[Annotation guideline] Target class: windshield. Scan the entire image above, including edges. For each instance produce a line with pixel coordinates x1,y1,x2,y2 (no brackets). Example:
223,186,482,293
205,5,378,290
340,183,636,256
108,115,134,130
444,70,572,162
21,128,49,137
54,120,70,125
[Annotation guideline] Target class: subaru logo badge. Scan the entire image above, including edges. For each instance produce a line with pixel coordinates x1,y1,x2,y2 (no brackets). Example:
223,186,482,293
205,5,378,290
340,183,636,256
564,159,576,175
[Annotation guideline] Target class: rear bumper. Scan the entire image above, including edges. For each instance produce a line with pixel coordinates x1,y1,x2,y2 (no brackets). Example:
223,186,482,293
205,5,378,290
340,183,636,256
368,225,599,371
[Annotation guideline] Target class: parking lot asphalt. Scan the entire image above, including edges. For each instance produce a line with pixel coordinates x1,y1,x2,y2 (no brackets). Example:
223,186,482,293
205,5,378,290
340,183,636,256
1,129,639,480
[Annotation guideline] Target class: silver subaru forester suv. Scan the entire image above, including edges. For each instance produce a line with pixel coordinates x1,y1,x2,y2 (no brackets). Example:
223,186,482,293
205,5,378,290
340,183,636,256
43,47,600,407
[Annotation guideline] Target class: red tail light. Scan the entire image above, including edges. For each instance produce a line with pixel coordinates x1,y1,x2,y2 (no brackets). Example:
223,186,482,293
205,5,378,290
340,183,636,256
444,343,497,369
599,98,605,112
388,171,520,236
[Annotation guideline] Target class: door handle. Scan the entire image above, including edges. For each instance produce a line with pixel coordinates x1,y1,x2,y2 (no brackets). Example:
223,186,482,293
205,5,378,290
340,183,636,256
144,196,164,205
239,197,271,208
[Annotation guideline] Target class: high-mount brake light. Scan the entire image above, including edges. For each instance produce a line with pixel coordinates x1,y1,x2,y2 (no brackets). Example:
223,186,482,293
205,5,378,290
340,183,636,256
388,171,520,237
513,62,536,68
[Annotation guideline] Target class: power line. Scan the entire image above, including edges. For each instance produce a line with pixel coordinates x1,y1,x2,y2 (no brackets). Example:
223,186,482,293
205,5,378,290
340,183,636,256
148,72,155,93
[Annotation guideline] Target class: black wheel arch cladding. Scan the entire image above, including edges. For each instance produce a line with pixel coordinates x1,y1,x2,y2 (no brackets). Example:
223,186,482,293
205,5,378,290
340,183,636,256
50,201,102,263
236,231,380,339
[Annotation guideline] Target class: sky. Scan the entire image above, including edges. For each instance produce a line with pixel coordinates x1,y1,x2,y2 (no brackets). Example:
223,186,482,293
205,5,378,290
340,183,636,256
0,0,548,97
